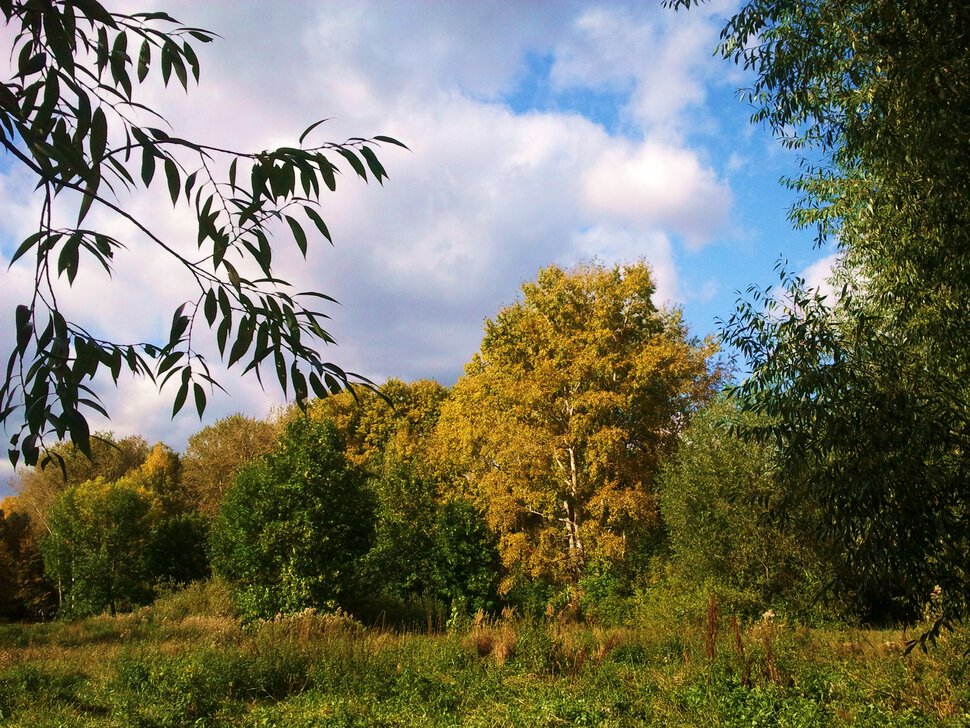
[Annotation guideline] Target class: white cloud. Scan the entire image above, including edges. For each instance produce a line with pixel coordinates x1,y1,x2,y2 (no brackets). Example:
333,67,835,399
802,251,841,303
0,0,755,492
582,140,731,248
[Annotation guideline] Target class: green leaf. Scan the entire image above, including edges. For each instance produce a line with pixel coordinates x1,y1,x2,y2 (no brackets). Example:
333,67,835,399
18,52,47,78
299,118,329,145
137,39,151,82
203,289,217,325
89,107,107,162
316,158,336,192
373,135,410,149
303,206,333,244
224,261,241,291
172,376,189,417
44,13,75,77
193,382,206,417
141,145,156,186
15,305,32,355
73,0,116,27
110,31,131,97
285,215,308,256
164,157,180,205
158,351,184,374
291,364,308,404
66,409,91,456
9,232,44,266
169,303,189,345
360,146,387,183
310,372,331,400
216,318,231,356
182,40,201,82
335,147,366,181
57,234,82,283
184,170,198,203
274,350,288,394
77,172,100,225
228,316,254,367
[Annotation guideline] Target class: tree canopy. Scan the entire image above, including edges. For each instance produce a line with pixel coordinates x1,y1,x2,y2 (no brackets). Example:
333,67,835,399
437,262,720,590
671,0,969,634
0,0,404,469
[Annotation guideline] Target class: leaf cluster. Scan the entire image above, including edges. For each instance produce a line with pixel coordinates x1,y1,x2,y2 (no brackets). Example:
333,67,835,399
0,0,406,470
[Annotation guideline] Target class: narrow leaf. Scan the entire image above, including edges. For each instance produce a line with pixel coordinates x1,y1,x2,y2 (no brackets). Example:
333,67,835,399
285,215,308,256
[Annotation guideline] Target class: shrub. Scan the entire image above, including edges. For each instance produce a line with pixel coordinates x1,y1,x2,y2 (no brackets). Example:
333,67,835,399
209,418,375,620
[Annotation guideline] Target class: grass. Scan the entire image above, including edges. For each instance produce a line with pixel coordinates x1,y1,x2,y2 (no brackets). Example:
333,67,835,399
0,591,968,726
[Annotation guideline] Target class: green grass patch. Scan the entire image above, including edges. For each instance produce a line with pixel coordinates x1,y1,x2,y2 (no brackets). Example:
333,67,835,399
0,600,967,726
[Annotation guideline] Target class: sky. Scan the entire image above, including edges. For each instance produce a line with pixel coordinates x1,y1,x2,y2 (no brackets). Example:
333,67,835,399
0,0,836,491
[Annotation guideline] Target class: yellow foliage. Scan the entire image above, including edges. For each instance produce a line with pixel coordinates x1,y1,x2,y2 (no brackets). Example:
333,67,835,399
435,261,720,586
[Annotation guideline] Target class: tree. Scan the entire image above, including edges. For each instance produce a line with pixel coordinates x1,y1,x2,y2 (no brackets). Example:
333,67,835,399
671,0,970,633
0,0,405,469
42,476,154,616
12,432,149,535
436,262,720,590
309,378,449,471
0,505,56,620
656,398,833,620
309,380,498,617
209,417,375,620
180,413,280,518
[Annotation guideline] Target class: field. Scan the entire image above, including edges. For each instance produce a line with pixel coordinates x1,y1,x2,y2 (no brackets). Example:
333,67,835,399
1,585,967,727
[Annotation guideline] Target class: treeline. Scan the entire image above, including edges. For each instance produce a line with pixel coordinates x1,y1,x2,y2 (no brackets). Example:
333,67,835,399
0,261,946,628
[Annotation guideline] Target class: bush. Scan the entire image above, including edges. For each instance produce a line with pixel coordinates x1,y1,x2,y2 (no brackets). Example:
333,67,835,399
209,418,375,621
151,578,236,621
655,399,835,621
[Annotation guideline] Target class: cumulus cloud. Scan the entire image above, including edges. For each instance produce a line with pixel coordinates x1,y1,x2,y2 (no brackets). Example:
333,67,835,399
1,0,756,489
582,141,731,248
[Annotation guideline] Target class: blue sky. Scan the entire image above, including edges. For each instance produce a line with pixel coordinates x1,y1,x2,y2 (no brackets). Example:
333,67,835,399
0,0,835,489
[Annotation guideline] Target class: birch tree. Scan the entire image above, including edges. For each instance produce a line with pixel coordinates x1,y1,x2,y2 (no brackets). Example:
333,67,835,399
437,262,719,589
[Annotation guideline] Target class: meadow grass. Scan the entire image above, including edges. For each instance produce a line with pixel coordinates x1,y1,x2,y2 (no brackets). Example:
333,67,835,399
0,590,967,727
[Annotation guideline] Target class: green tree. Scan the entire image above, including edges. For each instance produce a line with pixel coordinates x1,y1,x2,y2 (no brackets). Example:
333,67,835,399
0,0,404,469
436,262,720,591
209,417,375,620
12,432,149,536
672,0,969,632
432,499,500,614
310,381,498,618
656,398,833,620
180,413,281,518
42,476,154,616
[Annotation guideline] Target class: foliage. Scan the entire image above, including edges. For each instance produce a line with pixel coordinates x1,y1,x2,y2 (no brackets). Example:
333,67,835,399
436,261,720,589
656,398,834,620
0,0,405,469
310,377,449,470
0,506,55,620
143,511,210,587
179,412,280,517
11,432,149,535
432,499,501,614
41,476,154,616
357,459,440,603
311,379,498,617
209,417,375,620
671,0,970,630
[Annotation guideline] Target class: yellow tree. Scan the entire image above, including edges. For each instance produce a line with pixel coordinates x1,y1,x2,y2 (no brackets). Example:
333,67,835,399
310,378,449,471
436,262,719,589
181,414,281,518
